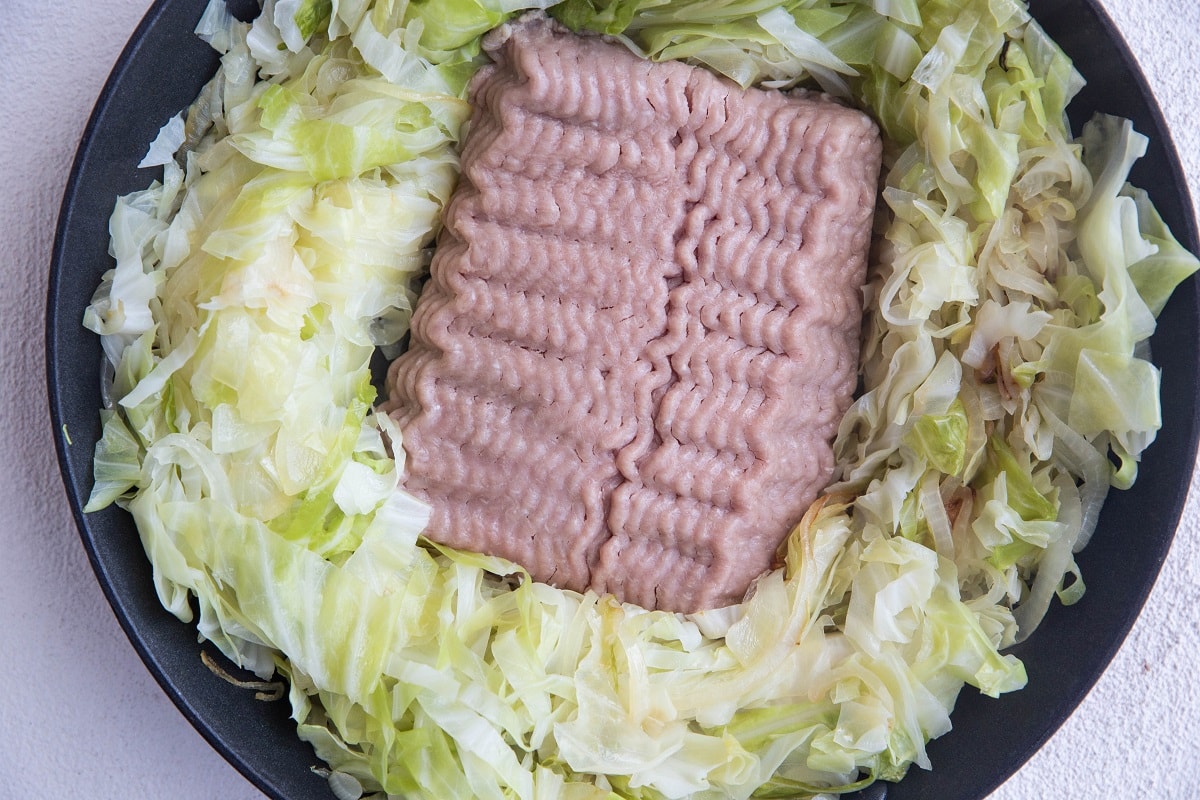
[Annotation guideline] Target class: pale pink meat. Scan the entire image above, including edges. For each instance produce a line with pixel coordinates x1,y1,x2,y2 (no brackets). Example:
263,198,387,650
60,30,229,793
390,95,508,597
383,13,881,613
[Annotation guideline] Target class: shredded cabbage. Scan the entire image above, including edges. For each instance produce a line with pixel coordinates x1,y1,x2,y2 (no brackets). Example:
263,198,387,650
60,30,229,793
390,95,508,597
84,0,1198,798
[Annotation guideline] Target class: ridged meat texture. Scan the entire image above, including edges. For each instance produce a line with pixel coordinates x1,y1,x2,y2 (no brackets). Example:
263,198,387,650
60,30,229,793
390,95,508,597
383,13,881,613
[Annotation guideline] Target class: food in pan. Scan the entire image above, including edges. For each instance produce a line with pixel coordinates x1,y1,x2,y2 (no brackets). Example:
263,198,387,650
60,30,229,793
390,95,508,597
82,0,1200,797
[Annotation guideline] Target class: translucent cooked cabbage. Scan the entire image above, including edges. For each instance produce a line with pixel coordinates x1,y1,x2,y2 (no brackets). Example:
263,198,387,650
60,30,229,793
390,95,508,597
84,0,1199,798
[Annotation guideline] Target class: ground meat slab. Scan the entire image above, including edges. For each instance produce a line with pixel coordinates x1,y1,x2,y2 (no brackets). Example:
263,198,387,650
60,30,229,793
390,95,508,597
383,13,881,613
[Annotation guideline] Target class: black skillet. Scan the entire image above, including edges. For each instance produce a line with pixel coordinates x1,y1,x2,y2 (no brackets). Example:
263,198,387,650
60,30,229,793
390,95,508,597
47,1,1200,797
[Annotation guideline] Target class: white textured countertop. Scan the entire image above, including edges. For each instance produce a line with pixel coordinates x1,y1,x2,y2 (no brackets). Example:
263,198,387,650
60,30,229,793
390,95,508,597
2,1,1197,798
